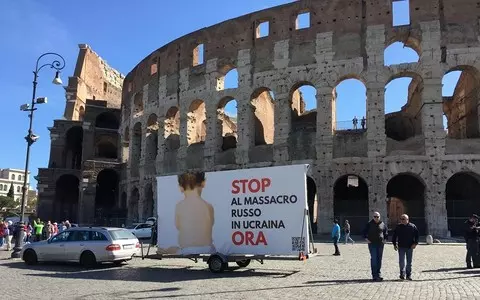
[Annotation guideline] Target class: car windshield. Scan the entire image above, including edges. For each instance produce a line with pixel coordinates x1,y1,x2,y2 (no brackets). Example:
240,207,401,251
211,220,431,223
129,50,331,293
109,229,137,240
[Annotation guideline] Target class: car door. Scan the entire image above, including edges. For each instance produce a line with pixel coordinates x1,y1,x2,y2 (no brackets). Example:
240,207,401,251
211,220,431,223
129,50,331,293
40,231,70,261
64,230,89,261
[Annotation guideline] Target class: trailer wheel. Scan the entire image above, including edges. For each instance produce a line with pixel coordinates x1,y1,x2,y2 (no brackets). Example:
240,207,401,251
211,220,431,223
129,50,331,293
235,259,251,268
208,255,226,273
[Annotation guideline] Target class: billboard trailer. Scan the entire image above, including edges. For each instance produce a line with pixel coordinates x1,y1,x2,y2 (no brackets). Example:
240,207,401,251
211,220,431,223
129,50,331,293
141,164,318,273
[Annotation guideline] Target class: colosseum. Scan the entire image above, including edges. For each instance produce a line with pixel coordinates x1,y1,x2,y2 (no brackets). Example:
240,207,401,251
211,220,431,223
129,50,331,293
37,0,480,237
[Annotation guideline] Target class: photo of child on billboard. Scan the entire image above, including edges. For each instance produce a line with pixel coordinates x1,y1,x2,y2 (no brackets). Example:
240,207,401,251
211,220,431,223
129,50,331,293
157,171,216,255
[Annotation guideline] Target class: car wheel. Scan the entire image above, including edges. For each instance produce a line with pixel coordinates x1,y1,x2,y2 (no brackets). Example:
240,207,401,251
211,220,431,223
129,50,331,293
208,255,226,273
80,251,97,268
23,249,38,265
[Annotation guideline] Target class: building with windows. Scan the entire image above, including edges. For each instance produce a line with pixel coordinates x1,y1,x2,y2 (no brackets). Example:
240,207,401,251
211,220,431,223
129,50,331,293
0,168,31,202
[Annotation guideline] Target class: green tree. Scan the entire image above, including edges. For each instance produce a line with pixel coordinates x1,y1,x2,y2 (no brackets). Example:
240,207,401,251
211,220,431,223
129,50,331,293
0,195,16,210
7,182,14,199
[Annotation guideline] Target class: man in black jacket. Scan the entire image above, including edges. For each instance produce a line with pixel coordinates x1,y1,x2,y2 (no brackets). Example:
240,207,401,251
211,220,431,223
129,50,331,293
363,211,388,281
465,214,479,269
392,214,419,280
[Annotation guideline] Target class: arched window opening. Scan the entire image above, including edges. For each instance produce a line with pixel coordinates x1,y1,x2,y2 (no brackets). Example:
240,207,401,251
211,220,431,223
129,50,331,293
307,176,318,234
94,169,119,224
54,175,79,223
387,173,426,234
64,126,83,169
146,114,159,163
78,106,85,121
251,88,275,145
133,92,144,117
217,67,238,90
121,192,127,209
290,83,317,132
164,107,180,151
333,175,369,234
442,67,480,139
334,79,367,131
129,188,139,222
144,183,154,218
385,76,422,141
122,126,130,163
96,140,118,159
131,123,142,177
187,100,206,146
95,112,119,129
218,97,238,151
446,172,480,236
384,42,419,66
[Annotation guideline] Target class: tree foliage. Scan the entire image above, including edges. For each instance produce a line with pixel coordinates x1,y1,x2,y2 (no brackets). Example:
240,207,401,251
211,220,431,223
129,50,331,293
7,182,14,198
0,195,16,210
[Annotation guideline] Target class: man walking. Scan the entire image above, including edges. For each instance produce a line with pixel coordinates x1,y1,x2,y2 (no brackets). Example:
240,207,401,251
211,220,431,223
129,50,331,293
332,219,341,256
392,214,419,280
363,211,388,281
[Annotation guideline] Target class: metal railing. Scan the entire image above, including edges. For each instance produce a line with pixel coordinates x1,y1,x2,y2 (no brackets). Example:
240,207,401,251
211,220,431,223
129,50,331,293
334,120,367,131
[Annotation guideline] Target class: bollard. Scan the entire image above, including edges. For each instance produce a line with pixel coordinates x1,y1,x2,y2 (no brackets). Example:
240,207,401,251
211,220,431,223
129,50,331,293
426,235,433,245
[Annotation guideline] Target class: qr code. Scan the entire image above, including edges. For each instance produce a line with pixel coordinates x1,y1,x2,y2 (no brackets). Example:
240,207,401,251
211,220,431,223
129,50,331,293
291,237,305,251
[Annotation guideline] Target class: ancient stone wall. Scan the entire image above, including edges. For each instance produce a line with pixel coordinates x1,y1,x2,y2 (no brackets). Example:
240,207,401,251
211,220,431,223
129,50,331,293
119,0,480,236
64,44,125,121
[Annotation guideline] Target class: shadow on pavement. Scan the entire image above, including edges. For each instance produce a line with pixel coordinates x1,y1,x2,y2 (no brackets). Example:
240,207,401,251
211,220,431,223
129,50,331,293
2,260,298,283
422,267,470,273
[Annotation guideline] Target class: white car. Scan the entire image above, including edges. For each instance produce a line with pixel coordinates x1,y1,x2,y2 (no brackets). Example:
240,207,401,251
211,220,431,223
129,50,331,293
21,227,140,267
126,223,152,239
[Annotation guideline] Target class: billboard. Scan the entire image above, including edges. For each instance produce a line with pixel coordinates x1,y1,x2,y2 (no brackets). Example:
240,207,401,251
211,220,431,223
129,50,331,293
156,164,310,256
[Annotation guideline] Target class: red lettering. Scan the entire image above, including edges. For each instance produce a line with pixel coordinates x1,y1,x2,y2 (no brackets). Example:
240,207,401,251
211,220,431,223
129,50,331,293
231,178,272,194
232,231,244,245
231,231,268,246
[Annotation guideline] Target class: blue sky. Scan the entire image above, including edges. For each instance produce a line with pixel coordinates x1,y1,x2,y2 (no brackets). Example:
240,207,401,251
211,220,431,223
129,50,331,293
0,0,460,189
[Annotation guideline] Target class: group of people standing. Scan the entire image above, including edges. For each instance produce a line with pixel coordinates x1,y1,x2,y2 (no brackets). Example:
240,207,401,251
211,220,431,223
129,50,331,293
465,214,480,269
331,212,419,281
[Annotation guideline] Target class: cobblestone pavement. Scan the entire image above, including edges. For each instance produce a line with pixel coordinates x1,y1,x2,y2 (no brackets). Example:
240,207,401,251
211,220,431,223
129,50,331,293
0,243,479,300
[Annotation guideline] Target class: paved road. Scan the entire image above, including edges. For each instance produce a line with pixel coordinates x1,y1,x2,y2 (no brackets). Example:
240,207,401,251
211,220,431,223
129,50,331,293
0,243,479,300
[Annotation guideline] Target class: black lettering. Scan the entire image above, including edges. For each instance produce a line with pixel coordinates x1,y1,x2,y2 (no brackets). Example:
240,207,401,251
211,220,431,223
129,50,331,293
232,221,241,229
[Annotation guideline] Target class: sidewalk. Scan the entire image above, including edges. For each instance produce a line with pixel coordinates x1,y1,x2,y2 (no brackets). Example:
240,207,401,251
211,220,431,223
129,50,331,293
311,234,466,245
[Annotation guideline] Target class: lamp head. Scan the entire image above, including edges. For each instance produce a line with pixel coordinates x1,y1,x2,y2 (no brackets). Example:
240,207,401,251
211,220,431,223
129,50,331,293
52,71,63,85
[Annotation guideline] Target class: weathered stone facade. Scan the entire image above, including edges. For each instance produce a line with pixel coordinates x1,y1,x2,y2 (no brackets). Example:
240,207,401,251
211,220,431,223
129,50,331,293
36,44,126,225
119,0,480,237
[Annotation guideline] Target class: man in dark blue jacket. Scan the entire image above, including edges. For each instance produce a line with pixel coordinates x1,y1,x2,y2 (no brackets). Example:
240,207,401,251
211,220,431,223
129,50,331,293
363,211,388,281
392,214,419,280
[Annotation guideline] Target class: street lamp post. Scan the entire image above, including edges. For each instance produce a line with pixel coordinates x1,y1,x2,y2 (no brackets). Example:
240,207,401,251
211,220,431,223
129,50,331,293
11,52,65,259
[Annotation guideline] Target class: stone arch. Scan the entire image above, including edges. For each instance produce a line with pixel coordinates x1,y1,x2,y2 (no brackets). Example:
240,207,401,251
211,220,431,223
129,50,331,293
94,169,119,223
133,92,144,117
385,72,424,141
446,172,480,236
443,66,480,139
122,126,130,163
164,106,180,151
187,99,207,145
217,64,238,90
217,96,238,151
146,114,158,163
386,173,426,234
64,126,83,169
251,87,275,145
95,112,119,129
95,138,118,159
307,176,318,234
144,182,154,219
333,77,367,131
131,122,142,177
290,82,317,132
54,174,79,223
333,174,369,234
129,187,139,222
78,106,85,121
384,37,421,66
